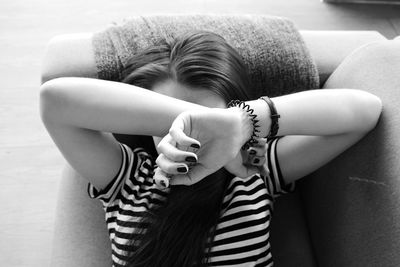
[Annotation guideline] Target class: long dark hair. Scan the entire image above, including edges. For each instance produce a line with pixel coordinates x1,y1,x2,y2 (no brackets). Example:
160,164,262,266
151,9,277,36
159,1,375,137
121,31,251,266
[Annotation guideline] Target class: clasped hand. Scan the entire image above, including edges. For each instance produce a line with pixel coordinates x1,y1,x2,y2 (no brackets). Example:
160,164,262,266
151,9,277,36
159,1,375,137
154,108,267,187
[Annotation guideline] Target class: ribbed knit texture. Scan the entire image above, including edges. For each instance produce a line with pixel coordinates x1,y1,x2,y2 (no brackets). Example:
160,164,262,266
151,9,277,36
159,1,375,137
92,14,319,98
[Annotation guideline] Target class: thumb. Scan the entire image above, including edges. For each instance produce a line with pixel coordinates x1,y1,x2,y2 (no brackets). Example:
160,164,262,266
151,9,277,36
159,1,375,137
169,113,201,149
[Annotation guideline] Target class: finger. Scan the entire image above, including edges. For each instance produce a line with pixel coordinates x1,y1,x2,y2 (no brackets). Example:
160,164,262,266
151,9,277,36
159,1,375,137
169,127,201,149
170,116,201,149
157,135,198,163
247,146,265,157
259,165,269,178
250,156,266,167
153,167,171,188
170,165,212,186
156,154,189,175
254,138,267,147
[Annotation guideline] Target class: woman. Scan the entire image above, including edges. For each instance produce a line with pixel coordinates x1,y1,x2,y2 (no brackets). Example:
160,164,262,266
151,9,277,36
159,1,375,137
40,31,382,266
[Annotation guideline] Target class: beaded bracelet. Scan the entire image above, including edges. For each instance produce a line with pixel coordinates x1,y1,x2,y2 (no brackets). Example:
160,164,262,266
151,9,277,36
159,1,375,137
259,96,280,138
227,100,260,150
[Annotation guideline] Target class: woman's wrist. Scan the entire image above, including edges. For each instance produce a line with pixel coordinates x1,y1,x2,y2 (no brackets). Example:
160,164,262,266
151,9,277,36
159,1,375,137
243,99,272,138
226,97,274,149
226,106,254,147
227,97,279,147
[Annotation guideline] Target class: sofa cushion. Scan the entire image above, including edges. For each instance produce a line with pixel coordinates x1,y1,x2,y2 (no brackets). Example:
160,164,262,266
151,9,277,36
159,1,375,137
92,14,319,98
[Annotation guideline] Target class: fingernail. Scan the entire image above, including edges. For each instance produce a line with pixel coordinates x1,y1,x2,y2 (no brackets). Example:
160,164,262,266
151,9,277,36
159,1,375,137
160,180,169,188
253,158,260,164
177,166,188,173
190,144,200,149
249,149,256,155
185,156,197,163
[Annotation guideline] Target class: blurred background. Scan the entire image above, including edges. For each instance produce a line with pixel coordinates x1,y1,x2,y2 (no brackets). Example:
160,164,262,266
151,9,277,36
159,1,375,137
1,0,399,266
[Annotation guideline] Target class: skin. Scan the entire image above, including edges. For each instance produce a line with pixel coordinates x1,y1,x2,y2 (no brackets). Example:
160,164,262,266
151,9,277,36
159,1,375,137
40,77,382,191
151,80,264,187
156,86,383,186
40,77,262,191
151,79,227,152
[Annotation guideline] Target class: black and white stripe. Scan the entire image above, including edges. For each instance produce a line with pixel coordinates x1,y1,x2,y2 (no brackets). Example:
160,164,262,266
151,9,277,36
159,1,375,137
88,137,294,267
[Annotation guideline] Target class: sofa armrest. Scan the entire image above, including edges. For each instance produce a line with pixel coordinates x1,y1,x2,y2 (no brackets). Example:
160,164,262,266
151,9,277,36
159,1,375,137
299,30,387,86
301,40,400,266
41,33,98,84
51,164,111,267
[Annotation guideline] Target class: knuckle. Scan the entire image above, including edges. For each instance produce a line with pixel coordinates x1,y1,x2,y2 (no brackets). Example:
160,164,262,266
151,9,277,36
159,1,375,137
168,127,177,137
156,155,176,173
257,149,266,157
164,166,174,173
156,142,163,151
168,153,180,162
155,155,163,166
157,139,166,151
162,147,181,162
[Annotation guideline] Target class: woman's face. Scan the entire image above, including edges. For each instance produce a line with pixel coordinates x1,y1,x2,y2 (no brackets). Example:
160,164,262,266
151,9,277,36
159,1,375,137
151,79,227,150
152,79,226,108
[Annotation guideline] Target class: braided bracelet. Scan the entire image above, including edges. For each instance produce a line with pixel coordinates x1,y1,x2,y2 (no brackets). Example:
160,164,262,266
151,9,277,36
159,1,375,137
259,96,280,138
227,100,260,150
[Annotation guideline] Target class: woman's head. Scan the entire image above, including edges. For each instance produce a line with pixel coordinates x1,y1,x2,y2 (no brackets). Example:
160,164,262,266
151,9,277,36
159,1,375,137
122,31,251,107
121,31,250,267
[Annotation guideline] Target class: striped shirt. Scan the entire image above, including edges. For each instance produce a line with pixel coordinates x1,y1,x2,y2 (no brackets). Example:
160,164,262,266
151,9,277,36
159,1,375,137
87,137,295,267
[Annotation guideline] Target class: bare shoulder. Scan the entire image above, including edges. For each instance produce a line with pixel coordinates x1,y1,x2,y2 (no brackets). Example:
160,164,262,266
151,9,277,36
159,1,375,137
41,33,98,83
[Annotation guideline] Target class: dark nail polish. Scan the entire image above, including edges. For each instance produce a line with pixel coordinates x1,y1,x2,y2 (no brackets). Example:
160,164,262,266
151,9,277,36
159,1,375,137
186,156,197,163
253,158,260,164
249,149,256,155
177,166,187,173
190,144,200,149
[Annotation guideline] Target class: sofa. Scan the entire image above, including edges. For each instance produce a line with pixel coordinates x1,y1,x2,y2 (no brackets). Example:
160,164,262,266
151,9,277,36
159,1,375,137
42,15,400,267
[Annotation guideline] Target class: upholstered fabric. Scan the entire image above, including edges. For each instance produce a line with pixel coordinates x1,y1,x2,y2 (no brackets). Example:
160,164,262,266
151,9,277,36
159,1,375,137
92,14,319,99
301,40,400,266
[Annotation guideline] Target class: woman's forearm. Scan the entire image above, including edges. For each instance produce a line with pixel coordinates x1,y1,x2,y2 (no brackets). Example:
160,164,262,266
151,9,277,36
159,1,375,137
246,89,383,137
40,77,206,136
40,78,383,142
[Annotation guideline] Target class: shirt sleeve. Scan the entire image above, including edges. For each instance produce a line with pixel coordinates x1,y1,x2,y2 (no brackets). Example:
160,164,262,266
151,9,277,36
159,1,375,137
87,142,134,207
262,136,295,199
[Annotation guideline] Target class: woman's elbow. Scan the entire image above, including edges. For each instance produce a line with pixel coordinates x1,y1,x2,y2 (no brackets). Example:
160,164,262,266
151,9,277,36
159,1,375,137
39,79,64,124
354,91,383,133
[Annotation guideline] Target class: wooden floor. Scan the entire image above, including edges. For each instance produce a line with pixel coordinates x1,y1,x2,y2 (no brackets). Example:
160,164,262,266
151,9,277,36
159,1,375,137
0,0,399,266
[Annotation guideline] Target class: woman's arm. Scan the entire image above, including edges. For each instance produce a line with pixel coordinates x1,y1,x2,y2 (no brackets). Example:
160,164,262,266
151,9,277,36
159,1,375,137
248,89,382,137
245,89,383,184
39,77,207,190
156,89,382,186
40,77,209,136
